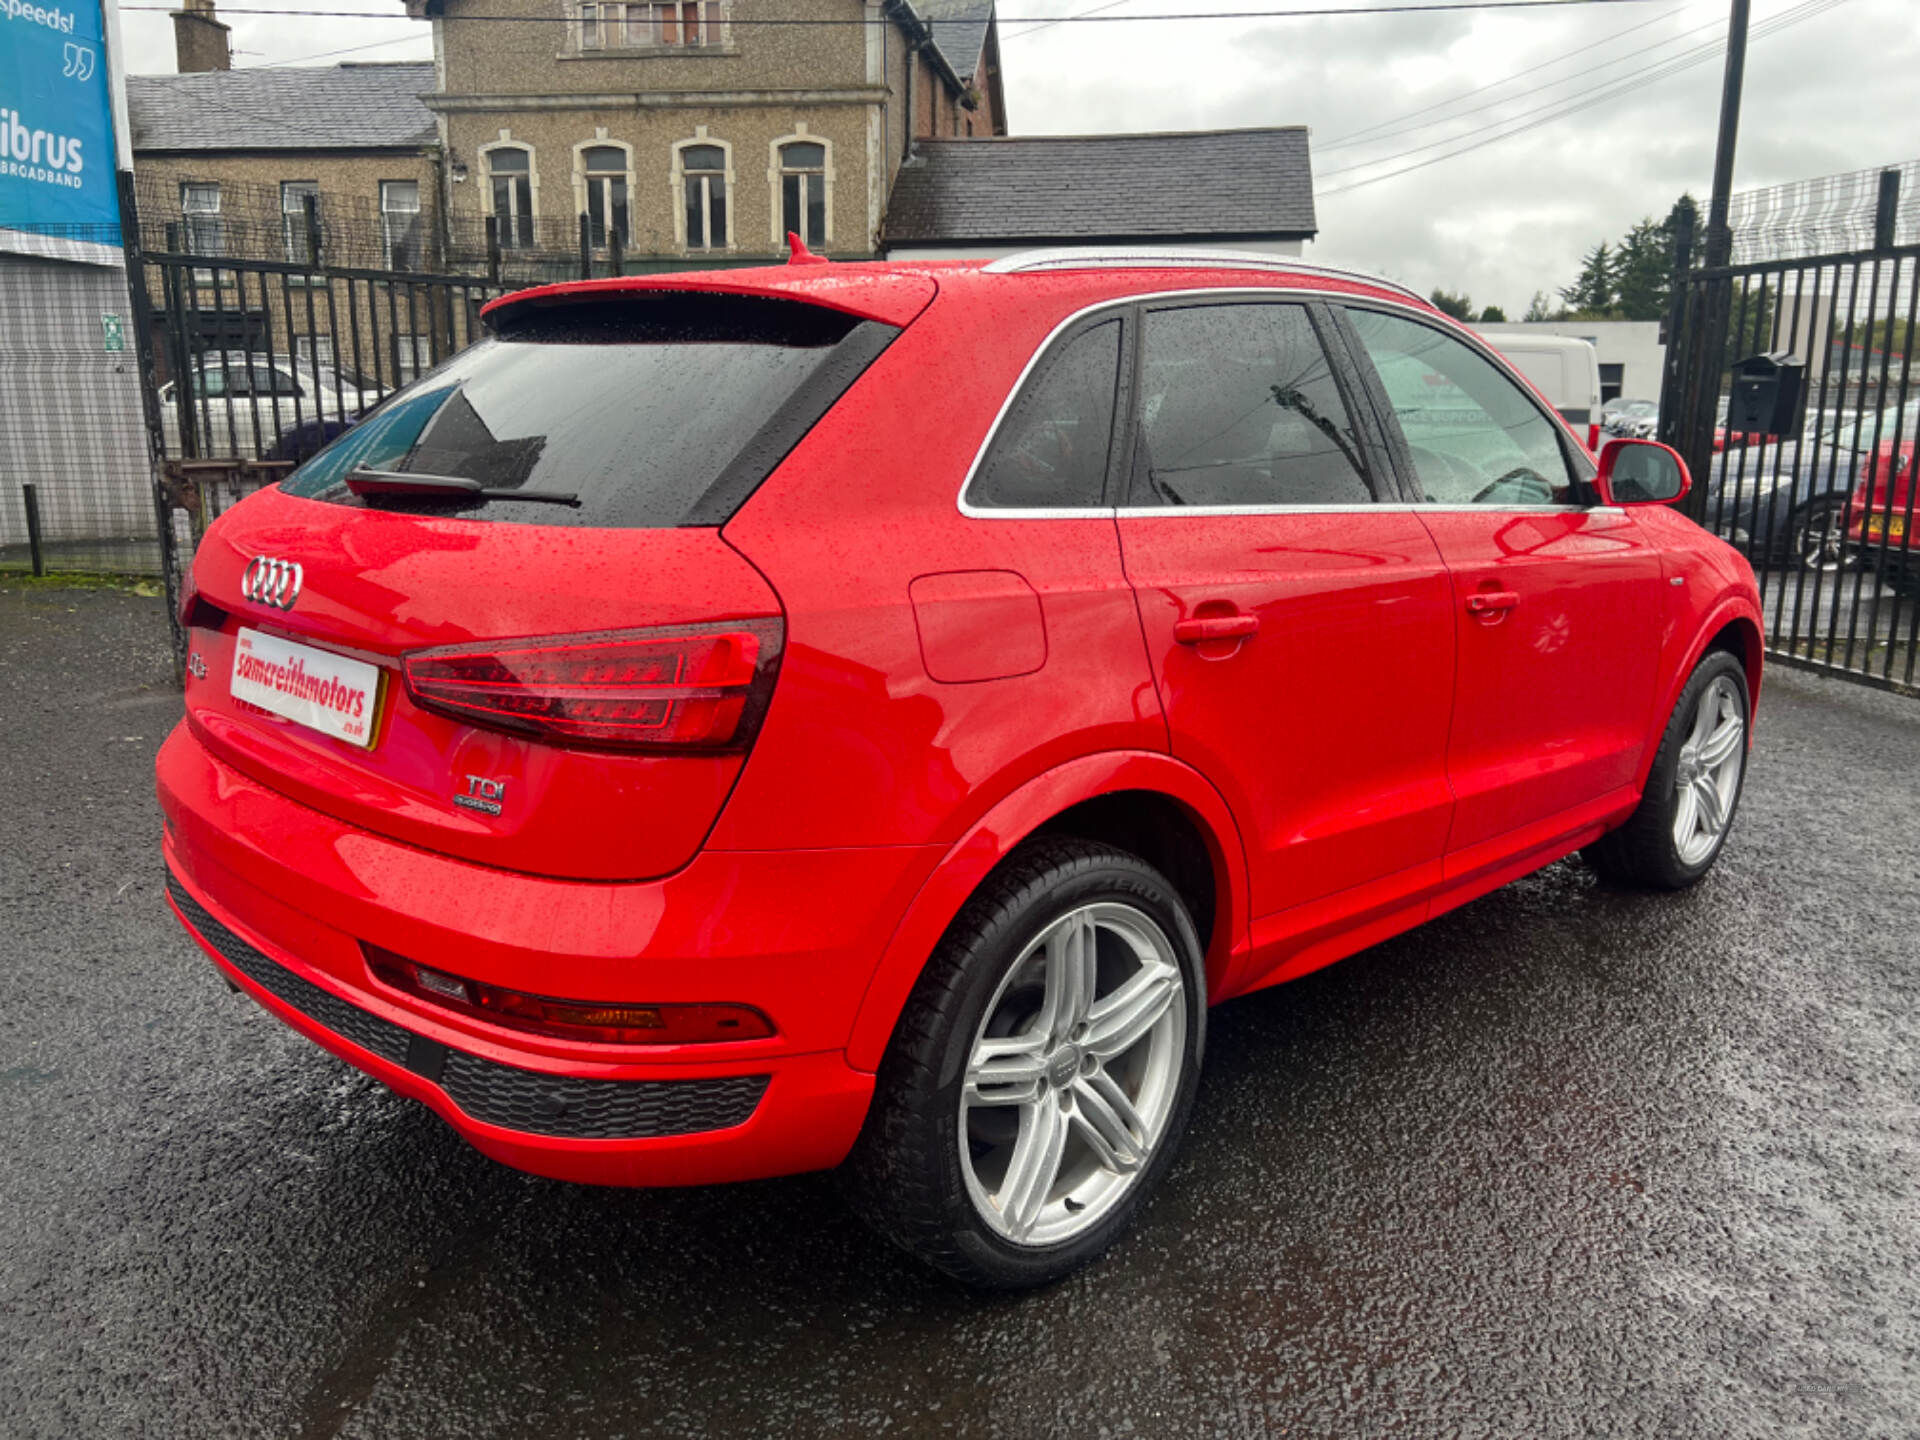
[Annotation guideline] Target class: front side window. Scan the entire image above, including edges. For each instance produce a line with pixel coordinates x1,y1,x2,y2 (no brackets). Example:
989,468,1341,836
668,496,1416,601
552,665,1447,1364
381,180,422,269
681,143,728,250
1132,302,1373,508
582,145,629,248
968,319,1122,510
779,141,827,247
1347,308,1576,506
488,148,535,248
280,180,320,265
180,182,223,257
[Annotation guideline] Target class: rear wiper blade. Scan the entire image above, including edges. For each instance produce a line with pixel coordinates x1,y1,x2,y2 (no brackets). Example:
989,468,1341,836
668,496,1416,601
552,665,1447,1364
345,467,580,507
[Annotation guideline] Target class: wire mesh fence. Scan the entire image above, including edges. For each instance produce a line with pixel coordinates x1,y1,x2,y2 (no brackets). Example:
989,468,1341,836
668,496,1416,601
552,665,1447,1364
1729,159,1920,266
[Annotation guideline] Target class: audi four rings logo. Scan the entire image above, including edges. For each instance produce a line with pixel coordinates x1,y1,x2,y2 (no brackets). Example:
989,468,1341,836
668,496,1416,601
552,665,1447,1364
242,556,303,609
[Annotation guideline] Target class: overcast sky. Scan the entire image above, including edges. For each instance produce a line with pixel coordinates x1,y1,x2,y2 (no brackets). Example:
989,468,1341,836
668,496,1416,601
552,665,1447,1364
116,0,1917,311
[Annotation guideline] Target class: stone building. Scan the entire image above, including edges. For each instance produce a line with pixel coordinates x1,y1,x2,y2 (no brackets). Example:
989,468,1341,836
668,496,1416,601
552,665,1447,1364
407,0,1002,263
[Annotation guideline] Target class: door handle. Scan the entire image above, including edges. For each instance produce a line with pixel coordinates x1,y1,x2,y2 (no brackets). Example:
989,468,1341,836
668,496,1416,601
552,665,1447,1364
1465,590,1521,616
1173,614,1260,644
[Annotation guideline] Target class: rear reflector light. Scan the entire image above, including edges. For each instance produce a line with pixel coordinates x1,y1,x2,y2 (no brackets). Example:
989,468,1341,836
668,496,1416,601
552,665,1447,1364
366,947,776,1045
400,619,783,752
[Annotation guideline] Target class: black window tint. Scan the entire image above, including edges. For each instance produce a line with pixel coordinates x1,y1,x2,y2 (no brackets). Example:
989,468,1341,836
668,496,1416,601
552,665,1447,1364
969,319,1122,509
1346,308,1576,506
280,293,895,528
1131,303,1372,508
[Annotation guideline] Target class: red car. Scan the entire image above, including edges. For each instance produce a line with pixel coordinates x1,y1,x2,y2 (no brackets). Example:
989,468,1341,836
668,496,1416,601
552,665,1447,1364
159,251,1763,1288
1843,413,1919,595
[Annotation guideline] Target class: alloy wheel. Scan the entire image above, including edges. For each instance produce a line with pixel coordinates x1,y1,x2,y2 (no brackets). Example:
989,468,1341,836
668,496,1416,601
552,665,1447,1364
1673,674,1746,867
959,902,1187,1247
1794,501,1857,573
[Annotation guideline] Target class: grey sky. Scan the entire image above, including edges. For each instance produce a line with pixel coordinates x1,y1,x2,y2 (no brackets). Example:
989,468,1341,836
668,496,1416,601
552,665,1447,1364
117,0,1916,311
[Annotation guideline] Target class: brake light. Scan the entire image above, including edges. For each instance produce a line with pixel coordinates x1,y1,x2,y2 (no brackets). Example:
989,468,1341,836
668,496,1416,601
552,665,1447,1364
365,947,776,1045
401,619,783,751
1587,423,1602,453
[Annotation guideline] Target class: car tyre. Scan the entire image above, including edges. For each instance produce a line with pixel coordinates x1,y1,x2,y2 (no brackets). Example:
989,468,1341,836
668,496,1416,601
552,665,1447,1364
1583,650,1750,890
843,837,1206,1290
1788,496,1858,574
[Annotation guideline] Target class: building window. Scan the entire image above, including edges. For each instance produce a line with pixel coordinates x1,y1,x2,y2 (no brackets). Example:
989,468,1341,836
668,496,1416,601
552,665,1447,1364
281,180,321,265
578,0,722,48
180,182,223,257
582,144,629,247
778,141,827,248
381,180,422,269
680,143,727,251
487,147,535,248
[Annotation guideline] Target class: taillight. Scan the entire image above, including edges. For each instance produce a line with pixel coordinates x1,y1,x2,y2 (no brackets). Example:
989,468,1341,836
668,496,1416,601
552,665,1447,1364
365,947,776,1045
1587,423,1602,453
401,619,783,752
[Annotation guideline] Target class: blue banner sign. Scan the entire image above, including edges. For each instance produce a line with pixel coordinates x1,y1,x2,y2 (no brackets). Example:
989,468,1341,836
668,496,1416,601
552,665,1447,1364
0,0,119,241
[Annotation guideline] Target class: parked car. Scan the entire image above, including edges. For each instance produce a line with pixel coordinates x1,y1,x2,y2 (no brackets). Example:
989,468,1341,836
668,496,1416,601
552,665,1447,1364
158,251,1762,1289
1843,405,1920,596
1605,398,1660,438
158,352,381,460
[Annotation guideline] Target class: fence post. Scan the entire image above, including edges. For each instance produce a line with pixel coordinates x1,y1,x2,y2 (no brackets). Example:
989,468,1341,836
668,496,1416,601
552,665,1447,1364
1874,169,1901,253
118,169,189,680
485,214,501,284
22,484,45,578
1656,201,1695,454
304,192,323,269
578,213,592,279
608,224,623,278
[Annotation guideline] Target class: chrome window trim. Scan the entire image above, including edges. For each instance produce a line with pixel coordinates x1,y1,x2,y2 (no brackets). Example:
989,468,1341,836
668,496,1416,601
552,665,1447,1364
956,286,1603,521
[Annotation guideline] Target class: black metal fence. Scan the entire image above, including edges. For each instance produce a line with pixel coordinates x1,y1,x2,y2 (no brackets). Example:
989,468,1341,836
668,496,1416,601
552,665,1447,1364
1662,173,1920,695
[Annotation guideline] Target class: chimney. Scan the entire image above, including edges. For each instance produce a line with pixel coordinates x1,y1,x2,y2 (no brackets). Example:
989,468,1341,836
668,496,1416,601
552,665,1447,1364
173,0,231,72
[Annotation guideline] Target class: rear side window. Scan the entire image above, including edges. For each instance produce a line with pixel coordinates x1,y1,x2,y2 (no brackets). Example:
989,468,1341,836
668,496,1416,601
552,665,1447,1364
281,293,897,527
1129,302,1374,508
967,319,1123,510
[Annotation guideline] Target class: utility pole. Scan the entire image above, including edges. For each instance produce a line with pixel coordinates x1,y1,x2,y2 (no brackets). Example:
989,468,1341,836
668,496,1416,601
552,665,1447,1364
1703,0,1752,269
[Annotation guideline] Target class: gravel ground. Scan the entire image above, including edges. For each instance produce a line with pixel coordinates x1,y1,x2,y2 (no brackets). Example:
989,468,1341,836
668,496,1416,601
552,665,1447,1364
2,581,1915,1439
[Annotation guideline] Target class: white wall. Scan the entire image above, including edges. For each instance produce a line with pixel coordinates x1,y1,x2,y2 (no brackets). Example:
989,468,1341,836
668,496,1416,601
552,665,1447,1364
1475,320,1666,404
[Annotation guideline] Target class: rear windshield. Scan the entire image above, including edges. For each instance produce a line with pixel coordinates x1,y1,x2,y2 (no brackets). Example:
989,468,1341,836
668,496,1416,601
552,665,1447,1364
280,293,897,527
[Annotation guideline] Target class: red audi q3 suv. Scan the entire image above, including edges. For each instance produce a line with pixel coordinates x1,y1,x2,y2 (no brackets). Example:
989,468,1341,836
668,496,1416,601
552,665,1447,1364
160,250,1763,1288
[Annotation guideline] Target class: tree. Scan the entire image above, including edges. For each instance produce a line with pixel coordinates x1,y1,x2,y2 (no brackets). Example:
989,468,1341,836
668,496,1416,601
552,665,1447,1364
1523,290,1553,323
1559,242,1616,316
1429,288,1476,321
1479,305,1508,323
1613,218,1672,321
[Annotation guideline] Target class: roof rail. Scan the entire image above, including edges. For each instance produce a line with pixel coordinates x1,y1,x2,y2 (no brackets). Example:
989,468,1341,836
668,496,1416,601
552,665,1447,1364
980,246,1426,304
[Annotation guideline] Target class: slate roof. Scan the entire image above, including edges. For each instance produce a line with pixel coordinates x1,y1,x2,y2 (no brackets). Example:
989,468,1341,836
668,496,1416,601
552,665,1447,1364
127,63,438,153
884,129,1317,246
915,0,994,83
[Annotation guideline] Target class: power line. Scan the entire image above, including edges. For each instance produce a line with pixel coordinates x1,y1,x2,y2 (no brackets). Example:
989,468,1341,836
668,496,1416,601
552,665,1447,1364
1316,0,1852,195
1317,0,1697,150
119,0,1672,25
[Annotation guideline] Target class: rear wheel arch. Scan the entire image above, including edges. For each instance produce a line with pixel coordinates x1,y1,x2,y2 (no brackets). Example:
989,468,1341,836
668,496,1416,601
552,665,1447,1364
842,753,1249,1073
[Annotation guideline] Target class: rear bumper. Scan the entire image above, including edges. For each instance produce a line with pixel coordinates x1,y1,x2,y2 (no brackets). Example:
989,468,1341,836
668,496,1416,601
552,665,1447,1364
156,721,942,1186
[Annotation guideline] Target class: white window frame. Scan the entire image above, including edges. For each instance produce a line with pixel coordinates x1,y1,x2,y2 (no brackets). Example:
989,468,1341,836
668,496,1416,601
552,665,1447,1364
479,139,539,249
573,137,635,249
380,179,423,270
672,132,733,254
280,180,321,267
393,333,433,384
180,181,224,259
573,0,727,51
768,129,834,249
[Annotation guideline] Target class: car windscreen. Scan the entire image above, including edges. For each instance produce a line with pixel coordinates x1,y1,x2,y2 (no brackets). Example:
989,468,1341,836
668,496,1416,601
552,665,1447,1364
279,292,898,527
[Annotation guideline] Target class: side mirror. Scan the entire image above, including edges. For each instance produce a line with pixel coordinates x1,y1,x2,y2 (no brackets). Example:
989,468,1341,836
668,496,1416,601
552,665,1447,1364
1595,438,1690,507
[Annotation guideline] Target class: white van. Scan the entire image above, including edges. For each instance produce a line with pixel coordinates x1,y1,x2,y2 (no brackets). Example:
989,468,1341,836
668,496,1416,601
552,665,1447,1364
1478,333,1603,449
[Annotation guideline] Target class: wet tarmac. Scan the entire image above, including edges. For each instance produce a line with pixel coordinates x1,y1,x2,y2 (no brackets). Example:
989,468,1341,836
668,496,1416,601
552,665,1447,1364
3,582,1916,1438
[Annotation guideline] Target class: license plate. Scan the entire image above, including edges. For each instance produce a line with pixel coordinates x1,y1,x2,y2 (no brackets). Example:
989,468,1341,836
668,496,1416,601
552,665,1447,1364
231,627,380,748
1866,517,1906,541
